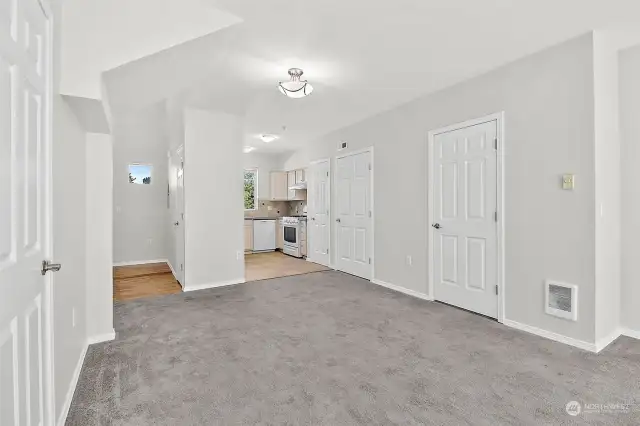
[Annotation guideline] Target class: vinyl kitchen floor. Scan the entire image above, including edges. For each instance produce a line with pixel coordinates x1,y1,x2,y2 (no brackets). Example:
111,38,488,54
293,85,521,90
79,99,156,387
245,251,330,282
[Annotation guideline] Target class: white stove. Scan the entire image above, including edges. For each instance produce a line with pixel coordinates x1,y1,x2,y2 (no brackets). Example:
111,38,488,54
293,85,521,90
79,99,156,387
282,216,306,258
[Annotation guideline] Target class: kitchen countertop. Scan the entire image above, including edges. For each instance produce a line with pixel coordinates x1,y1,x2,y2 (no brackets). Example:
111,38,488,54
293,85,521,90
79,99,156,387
244,217,279,221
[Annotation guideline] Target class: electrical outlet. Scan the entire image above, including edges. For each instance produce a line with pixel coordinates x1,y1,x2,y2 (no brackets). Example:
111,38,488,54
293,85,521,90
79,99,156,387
267,206,273,211
72,308,76,328
237,250,242,260
406,255,412,266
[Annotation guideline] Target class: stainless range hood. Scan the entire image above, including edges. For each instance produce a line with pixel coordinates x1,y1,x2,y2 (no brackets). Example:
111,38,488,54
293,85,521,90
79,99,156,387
288,182,307,190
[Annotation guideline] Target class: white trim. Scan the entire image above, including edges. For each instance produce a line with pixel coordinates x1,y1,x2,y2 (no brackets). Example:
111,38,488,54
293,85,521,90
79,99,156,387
113,259,168,267
86,329,116,346
166,260,182,288
334,147,375,280
307,158,331,267
371,279,434,302
182,278,245,293
427,112,506,321
503,319,598,352
595,328,622,353
55,343,88,426
621,328,640,340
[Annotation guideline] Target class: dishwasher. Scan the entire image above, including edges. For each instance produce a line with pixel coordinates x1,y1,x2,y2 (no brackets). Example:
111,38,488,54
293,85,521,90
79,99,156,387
252,220,276,252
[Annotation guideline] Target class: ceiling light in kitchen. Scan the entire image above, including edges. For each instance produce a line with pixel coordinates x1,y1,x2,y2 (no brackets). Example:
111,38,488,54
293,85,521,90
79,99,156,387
278,68,314,99
260,134,279,143
243,146,256,153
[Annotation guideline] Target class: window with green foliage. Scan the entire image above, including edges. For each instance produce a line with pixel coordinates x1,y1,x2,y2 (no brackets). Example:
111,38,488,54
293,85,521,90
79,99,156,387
244,169,258,210
129,164,152,185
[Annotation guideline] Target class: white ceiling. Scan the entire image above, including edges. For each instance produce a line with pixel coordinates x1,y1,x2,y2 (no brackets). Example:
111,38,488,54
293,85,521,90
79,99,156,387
94,0,640,153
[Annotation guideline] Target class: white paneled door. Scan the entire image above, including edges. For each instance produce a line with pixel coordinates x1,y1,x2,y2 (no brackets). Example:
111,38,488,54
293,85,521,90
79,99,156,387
174,149,185,285
0,1,54,425
308,160,330,267
336,151,372,280
433,120,498,318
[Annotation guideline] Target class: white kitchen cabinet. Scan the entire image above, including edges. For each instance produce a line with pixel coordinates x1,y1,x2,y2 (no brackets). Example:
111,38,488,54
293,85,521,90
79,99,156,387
270,172,288,201
295,169,305,184
287,171,297,200
244,220,253,252
277,219,284,250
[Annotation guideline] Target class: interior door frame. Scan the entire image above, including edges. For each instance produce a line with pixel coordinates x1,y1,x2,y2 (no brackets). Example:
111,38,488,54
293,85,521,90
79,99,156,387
308,158,331,267
333,146,375,280
427,112,505,323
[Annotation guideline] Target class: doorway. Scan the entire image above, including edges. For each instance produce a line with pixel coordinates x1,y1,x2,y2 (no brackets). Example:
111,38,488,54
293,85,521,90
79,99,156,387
428,114,504,320
307,159,331,267
0,0,55,423
335,148,374,280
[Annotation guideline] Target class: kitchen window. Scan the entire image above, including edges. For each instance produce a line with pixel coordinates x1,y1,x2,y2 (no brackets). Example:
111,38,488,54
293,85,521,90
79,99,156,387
244,169,258,210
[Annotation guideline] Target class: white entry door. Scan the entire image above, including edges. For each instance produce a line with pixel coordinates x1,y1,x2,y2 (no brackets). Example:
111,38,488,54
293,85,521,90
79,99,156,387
0,1,54,425
335,150,372,280
432,120,498,318
308,160,330,267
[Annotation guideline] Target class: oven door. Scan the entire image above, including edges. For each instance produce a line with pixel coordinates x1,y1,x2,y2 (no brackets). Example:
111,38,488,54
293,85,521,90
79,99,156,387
284,225,298,246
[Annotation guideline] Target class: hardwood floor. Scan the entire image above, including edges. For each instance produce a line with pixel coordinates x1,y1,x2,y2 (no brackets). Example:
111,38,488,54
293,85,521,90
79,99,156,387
113,263,182,302
245,251,330,282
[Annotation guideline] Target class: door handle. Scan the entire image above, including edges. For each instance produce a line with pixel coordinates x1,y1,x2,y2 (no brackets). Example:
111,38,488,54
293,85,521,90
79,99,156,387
311,218,316,221
174,221,179,226
41,260,62,275
336,218,341,223
432,223,441,229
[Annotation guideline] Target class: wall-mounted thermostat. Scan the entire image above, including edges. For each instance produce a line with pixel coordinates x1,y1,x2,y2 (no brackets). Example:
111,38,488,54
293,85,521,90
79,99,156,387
562,174,575,190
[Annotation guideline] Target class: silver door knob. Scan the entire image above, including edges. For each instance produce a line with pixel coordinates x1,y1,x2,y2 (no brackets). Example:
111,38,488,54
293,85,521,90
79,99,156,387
41,260,62,275
432,223,441,229
336,218,341,223
174,221,179,226
311,218,316,221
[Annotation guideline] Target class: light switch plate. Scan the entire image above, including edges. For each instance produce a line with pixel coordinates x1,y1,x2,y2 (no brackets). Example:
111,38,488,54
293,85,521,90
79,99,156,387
562,174,575,190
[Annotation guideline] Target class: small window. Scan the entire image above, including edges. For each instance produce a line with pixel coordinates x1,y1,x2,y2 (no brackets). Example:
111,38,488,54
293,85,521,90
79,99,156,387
129,164,152,185
244,169,258,210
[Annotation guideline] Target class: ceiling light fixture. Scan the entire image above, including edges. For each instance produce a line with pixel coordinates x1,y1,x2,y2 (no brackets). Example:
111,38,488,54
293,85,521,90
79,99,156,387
278,68,314,99
260,134,279,143
243,146,256,153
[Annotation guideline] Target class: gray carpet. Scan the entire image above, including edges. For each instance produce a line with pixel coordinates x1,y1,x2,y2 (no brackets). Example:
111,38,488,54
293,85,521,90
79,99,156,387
67,271,640,425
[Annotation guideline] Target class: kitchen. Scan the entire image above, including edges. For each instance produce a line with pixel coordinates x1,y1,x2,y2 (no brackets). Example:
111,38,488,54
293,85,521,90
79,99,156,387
243,165,329,282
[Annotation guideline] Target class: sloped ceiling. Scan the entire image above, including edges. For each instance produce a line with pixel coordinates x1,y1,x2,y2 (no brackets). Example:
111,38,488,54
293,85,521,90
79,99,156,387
70,0,640,153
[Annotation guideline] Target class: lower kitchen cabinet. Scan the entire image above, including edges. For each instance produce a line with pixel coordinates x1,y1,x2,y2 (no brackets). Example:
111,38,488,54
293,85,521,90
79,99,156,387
244,220,253,252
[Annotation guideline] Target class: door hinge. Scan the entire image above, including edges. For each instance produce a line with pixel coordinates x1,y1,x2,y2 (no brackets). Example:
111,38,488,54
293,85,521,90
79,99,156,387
494,211,498,222
368,163,372,171
327,171,329,177
495,285,499,295
369,257,372,264
494,138,498,150
368,210,372,218
180,264,184,271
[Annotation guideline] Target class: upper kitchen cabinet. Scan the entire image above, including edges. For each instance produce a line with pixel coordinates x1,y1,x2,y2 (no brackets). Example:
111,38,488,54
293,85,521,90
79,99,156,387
295,169,305,184
287,170,306,201
269,171,288,201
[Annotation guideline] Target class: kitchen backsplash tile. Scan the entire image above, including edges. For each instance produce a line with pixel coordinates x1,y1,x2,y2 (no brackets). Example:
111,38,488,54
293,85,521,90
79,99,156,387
244,200,308,218
245,200,289,218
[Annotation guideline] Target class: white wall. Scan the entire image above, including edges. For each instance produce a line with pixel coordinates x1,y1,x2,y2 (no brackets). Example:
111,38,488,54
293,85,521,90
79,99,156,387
620,45,640,335
285,34,598,343
593,31,622,343
52,95,88,420
59,0,239,99
243,152,285,200
183,109,244,289
85,134,114,338
112,104,169,264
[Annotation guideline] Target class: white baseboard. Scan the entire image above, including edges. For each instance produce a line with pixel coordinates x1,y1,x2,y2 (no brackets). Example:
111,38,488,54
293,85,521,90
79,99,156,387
370,278,433,302
621,328,640,340
113,259,168,267
87,329,116,346
56,342,88,426
503,319,598,353
595,328,623,352
183,278,245,293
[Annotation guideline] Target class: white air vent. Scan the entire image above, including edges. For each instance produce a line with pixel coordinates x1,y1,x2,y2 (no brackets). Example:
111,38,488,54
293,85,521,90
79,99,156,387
337,141,348,151
545,280,578,321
